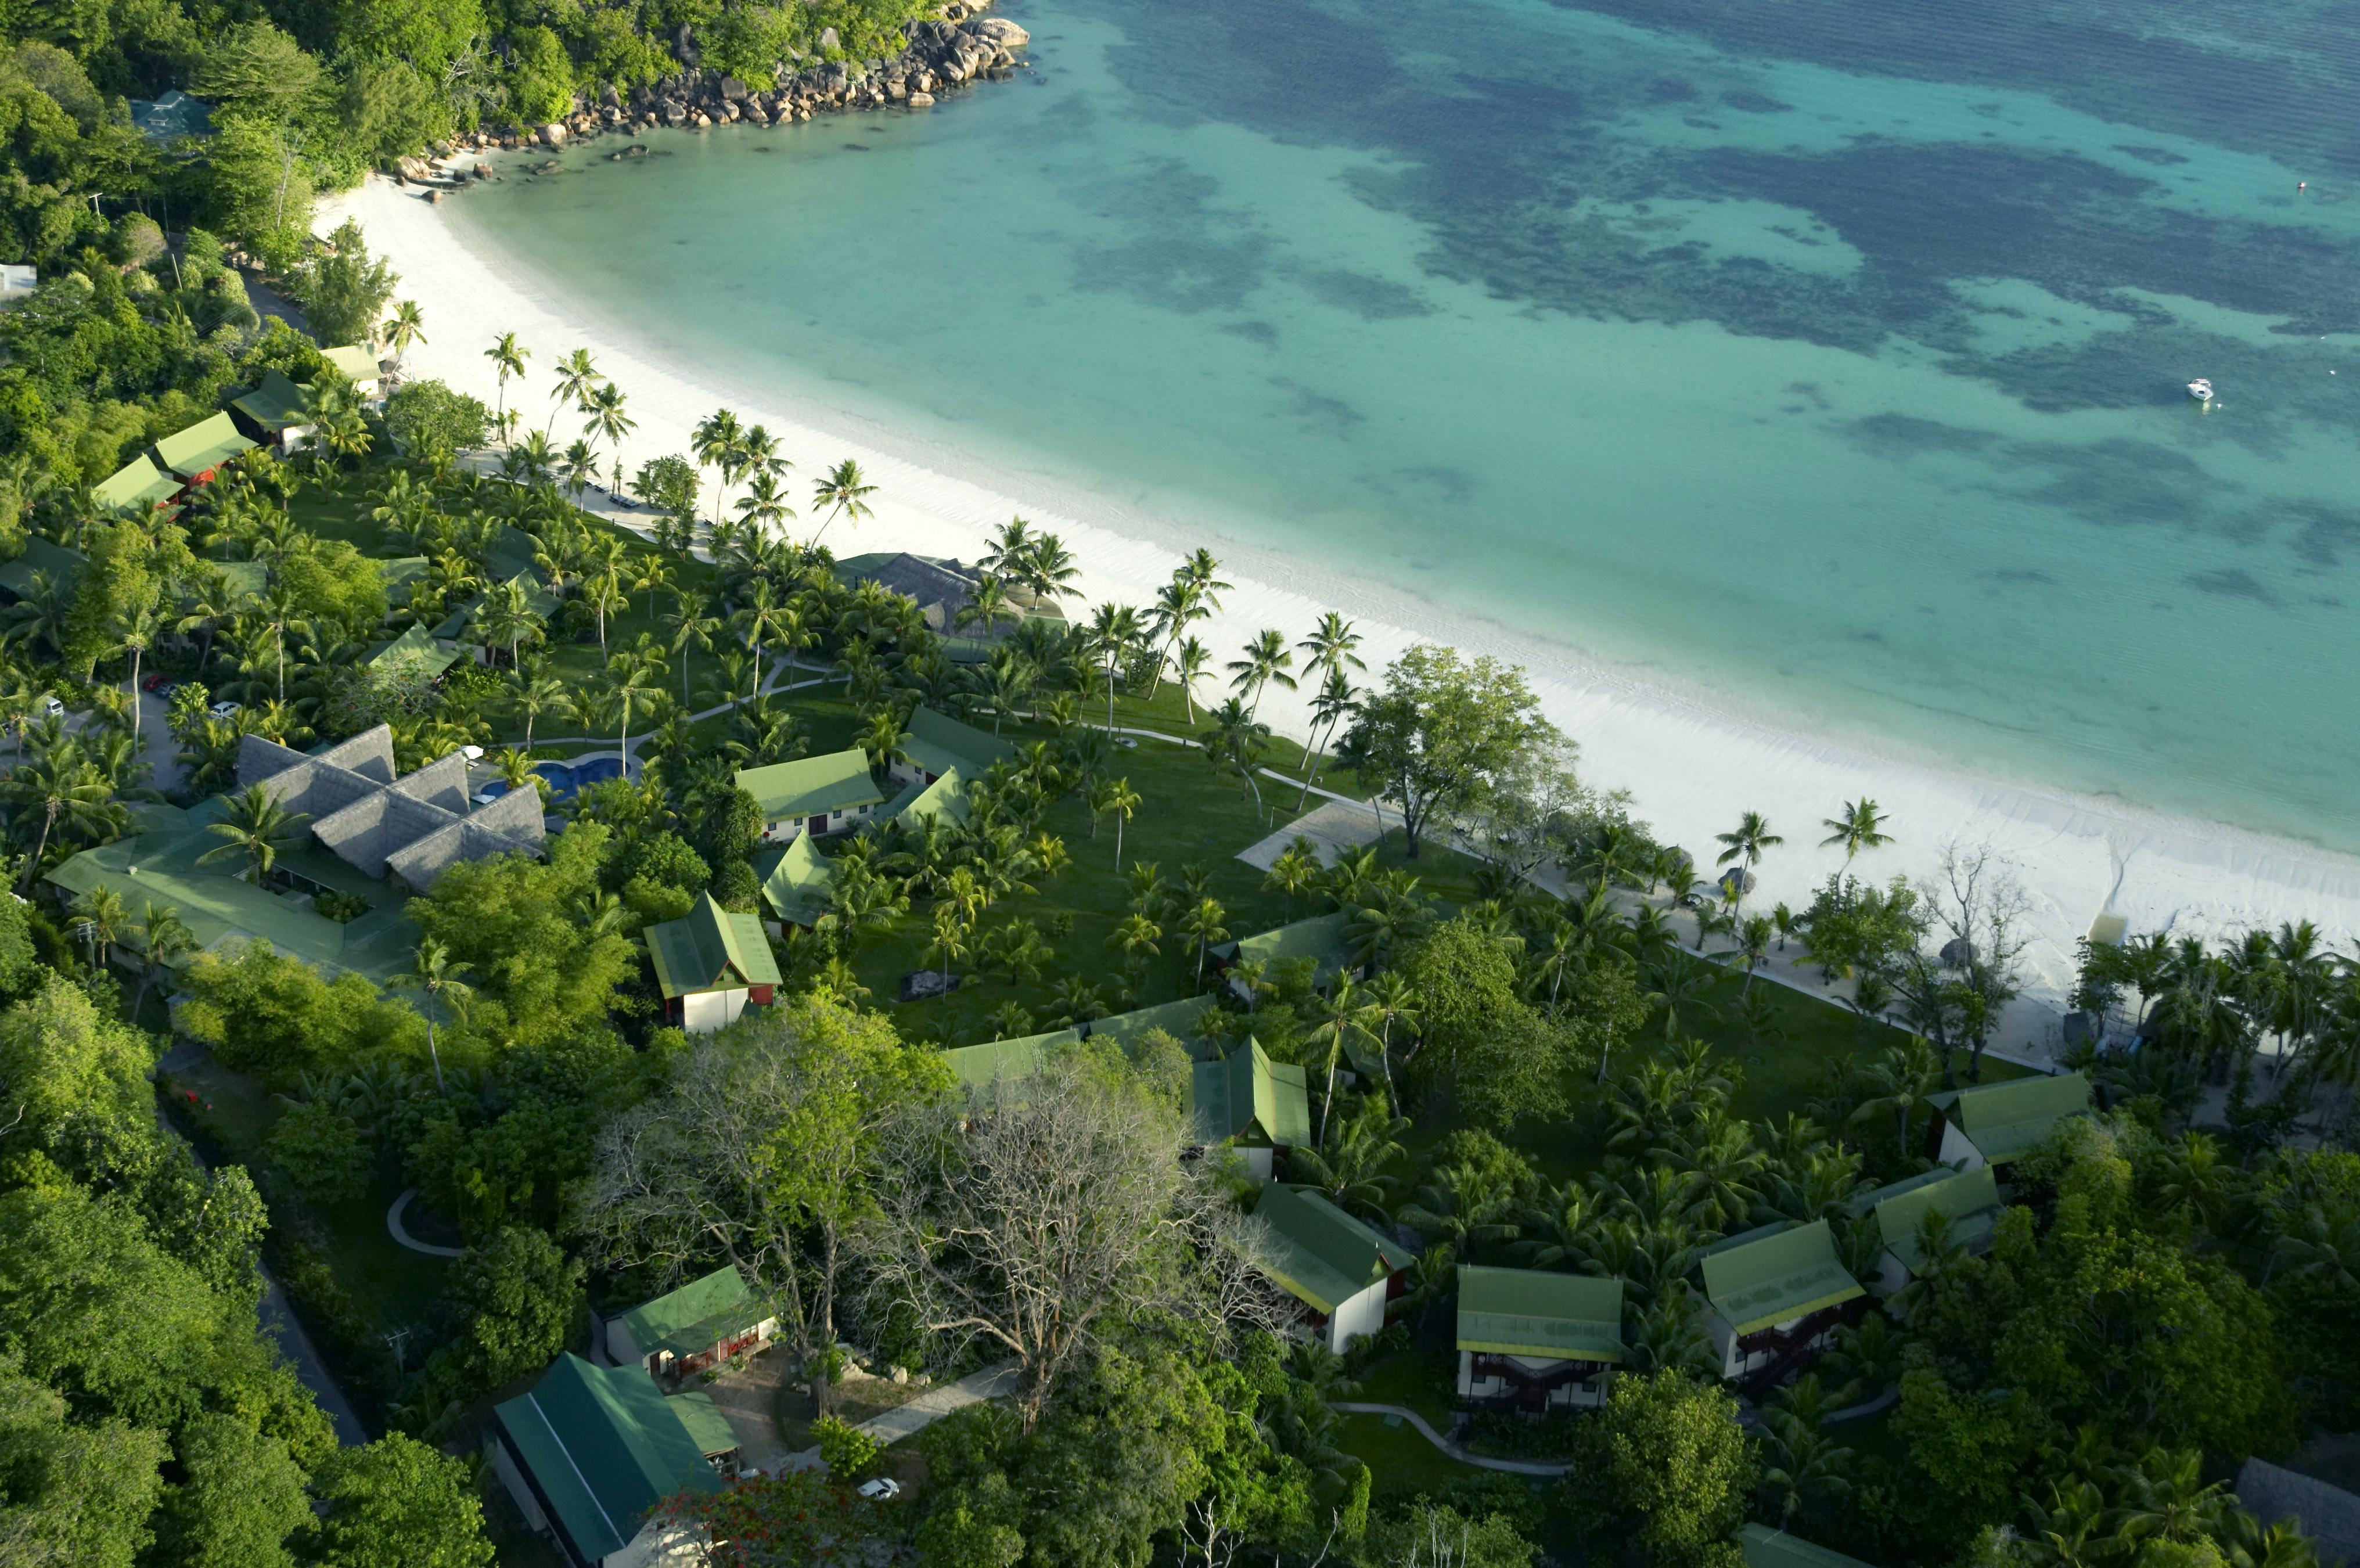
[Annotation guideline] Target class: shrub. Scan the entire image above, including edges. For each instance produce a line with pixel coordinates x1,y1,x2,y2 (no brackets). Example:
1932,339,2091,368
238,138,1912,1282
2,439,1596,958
814,1414,884,1479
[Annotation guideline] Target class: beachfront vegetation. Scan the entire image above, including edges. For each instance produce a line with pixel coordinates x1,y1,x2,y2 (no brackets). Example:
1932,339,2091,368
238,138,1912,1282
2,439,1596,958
1,286,2358,1568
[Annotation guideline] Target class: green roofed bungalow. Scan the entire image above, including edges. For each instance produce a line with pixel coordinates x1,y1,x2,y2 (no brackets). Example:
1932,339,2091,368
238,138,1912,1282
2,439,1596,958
376,556,429,606
1250,1184,1413,1353
941,1028,1081,1095
364,623,462,682
228,370,312,447
1213,912,1355,998
91,454,178,513
319,345,382,393
491,1354,722,1567
886,765,970,829
0,536,87,599
1190,1038,1309,1182
1456,1266,1624,1411
129,91,211,139
1926,1071,2093,1170
1085,993,1218,1062
1739,1525,1875,1568
605,1264,778,1377
753,834,836,933
893,704,1017,786
154,413,255,482
644,893,780,1035
1866,1166,2002,1290
1696,1218,1863,1385
738,750,883,842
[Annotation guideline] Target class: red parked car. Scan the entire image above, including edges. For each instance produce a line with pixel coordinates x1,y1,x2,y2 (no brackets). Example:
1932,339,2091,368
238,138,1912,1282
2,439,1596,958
140,672,168,692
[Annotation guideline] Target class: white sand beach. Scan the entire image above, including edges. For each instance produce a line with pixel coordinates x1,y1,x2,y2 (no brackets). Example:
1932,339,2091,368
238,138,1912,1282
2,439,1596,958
330,174,2360,1049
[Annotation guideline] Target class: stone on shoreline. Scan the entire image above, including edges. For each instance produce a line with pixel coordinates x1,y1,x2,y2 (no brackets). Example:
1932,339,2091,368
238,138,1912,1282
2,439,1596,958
973,16,1028,48
538,122,567,146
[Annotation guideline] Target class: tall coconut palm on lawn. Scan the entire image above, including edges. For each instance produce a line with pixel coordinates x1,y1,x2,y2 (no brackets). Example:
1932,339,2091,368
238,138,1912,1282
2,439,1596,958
1714,810,1782,912
582,382,636,496
1099,776,1140,866
1297,612,1365,688
474,577,542,669
602,652,662,772
393,938,473,1095
198,784,307,885
732,581,794,702
808,459,877,555
1171,636,1211,723
690,408,743,526
1821,798,1893,864
1306,980,1372,1143
112,596,164,743
978,517,1035,581
1200,698,1272,819
734,471,794,538
545,348,600,438
1017,534,1080,607
1085,602,1144,732
1296,666,1359,809
484,331,529,434
384,300,426,366
1147,577,1206,699
1226,628,1297,720
662,591,718,706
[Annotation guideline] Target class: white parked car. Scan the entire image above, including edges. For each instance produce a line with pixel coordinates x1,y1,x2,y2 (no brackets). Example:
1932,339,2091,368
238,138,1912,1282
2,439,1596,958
460,744,484,762
210,700,242,720
857,1478,901,1501
38,696,63,718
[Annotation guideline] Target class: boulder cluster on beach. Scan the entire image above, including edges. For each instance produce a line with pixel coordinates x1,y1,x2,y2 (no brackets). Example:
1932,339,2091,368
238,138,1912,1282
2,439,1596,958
395,3,1028,183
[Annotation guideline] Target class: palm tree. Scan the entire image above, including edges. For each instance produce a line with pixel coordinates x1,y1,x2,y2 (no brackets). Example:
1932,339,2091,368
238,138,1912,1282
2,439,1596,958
732,580,794,703
1085,602,1144,732
1180,895,1229,986
1714,810,1782,911
1306,980,1372,1143
1200,698,1272,818
1226,628,1297,718
391,938,472,1095
602,652,661,771
663,591,718,707
1108,911,1160,988
1171,636,1211,723
858,707,912,778
69,884,129,974
734,470,794,538
112,595,164,744
1016,534,1080,606
582,382,636,496
1820,799,1892,864
979,517,1036,580
484,331,528,433
1289,1091,1409,1221
384,299,426,367
1296,612,1365,688
690,408,743,526
1358,970,1420,1095
198,783,307,883
807,458,876,554
1099,776,1141,866
544,347,599,438
1147,576,1207,699
1296,666,1358,809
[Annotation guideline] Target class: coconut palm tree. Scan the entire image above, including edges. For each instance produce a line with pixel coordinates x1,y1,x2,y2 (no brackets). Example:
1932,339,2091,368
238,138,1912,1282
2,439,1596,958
383,299,426,367
1085,602,1144,732
1820,798,1892,864
128,901,195,1015
1226,628,1297,718
858,707,912,779
1290,1091,1409,1221
1305,979,1372,1143
197,783,307,884
1296,612,1365,688
544,347,599,438
602,651,662,769
392,938,472,1095
1179,895,1229,986
1199,697,1271,818
1714,810,1782,911
68,884,129,974
807,458,876,554
1296,666,1358,809
1017,534,1080,607
582,382,636,496
112,595,164,743
1099,776,1141,866
690,408,743,525
733,470,794,538
1358,969,1420,1095
1171,635,1211,724
732,580,794,703
484,331,528,433
978,517,1036,580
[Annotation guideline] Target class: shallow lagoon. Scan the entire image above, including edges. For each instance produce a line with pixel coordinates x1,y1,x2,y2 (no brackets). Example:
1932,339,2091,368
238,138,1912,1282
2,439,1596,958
449,0,2360,847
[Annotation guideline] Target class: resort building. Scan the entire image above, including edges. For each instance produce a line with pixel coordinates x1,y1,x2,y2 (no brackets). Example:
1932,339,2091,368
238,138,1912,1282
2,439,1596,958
1738,1524,1876,1568
0,537,86,599
320,344,383,398
154,412,256,487
644,893,780,1034
362,623,465,684
1082,993,1218,1060
940,1028,1082,1095
604,1265,778,1381
1850,1166,2004,1294
1454,1267,1625,1412
1924,1072,2095,1172
881,764,971,830
1189,1037,1309,1182
1249,1183,1413,1354
91,454,179,514
239,726,545,890
491,1354,725,1568
834,552,1066,659
228,369,316,454
1695,1218,1865,1388
895,704,1017,787
751,833,836,935
1211,912,1357,1000
736,750,883,843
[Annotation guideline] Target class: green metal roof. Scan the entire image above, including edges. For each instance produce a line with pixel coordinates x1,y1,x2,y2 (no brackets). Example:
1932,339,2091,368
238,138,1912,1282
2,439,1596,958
1085,994,1218,1061
1739,1525,1875,1568
45,826,416,983
617,1265,755,1352
1843,1167,1955,1220
493,1354,723,1562
1930,1072,2092,1165
154,413,255,479
91,455,178,512
753,835,836,927
364,623,462,680
889,765,970,828
1192,1037,1309,1149
940,1028,1080,1092
1875,1166,2002,1271
376,556,429,604
645,893,780,999
667,1391,739,1458
210,560,267,605
229,369,310,432
1216,913,1354,985
129,91,210,139
320,345,380,384
908,704,1015,773
1696,1218,1863,1335
736,750,882,822
1455,1267,1625,1363
0,536,86,598
1250,1184,1414,1315
430,572,562,642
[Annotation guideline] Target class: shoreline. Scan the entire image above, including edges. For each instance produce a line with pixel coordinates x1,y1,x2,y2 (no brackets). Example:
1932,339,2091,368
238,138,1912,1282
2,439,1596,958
331,174,2360,1041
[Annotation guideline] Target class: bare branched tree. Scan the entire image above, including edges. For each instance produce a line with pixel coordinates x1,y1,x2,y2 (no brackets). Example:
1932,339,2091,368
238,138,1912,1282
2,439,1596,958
1905,839,2032,1084
856,1059,1289,1432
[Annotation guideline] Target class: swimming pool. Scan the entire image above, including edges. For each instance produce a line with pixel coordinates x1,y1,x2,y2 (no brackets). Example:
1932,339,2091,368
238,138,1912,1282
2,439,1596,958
476,755,625,803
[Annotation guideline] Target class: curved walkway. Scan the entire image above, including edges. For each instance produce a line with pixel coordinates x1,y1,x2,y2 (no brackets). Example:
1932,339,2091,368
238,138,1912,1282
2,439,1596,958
386,1188,466,1258
1331,1403,1574,1477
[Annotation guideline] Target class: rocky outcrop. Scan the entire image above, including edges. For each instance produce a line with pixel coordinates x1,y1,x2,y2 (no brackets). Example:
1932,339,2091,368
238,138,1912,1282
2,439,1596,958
427,2,1028,160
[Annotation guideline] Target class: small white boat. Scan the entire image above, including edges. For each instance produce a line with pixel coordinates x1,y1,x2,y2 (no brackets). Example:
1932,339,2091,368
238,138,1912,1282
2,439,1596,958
2188,378,2215,405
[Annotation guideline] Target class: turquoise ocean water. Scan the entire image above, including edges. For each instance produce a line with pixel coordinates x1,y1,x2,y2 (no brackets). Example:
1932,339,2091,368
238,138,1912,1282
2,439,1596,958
446,0,2360,849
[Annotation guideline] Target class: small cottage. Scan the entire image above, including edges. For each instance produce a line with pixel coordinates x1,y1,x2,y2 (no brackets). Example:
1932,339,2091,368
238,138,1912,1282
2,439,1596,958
736,750,883,844
605,1264,779,1379
1695,1218,1864,1387
1189,1037,1310,1182
1250,1183,1413,1354
491,1354,724,1568
1455,1266,1625,1412
1924,1071,2093,1171
751,833,836,934
1850,1166,2004,1293
1211,912,1357,1000
645,893,780,1034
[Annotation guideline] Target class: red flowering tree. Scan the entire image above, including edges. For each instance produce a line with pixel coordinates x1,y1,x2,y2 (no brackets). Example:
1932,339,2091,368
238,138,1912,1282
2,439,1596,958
651,1470,885,1566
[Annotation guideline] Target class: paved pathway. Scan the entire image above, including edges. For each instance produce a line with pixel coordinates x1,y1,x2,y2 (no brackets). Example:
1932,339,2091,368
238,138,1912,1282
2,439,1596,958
386,1188,466,1258
1330,1403,1573,1477
1237,798,1385,872
776,1361,1022,1473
